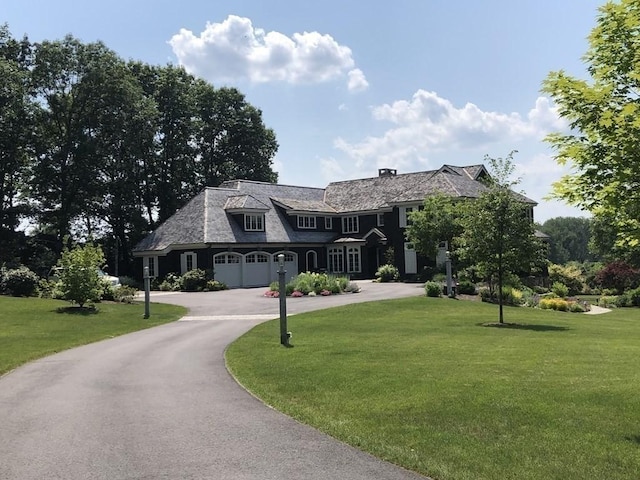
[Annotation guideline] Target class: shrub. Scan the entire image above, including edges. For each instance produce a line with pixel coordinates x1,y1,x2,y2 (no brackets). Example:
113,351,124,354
457,280,477,295
206,280,227,291
159,273,182,291
100,281,117,301
3,266,40,297
595,261,640,294
598,296,619,308
539,297,569,311
478,286,523,306
375,264,399,282
425,281,442,297
113,285,137,303
57,244,105,307
180,269,208,292
551,282,569,298
548,263,585,296
37,278,57,298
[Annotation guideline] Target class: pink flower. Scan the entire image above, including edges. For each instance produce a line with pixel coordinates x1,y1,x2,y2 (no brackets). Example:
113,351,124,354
291,290,304,297
320,289,332,296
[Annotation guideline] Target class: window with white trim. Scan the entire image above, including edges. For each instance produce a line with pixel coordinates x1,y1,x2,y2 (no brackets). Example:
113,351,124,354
324,217,332,230
400,206,421,228
215,253,241,264
341,216,359,234
297,215,316,229
180,251,197,274
246,253,269,263
244,214,264,231
328,247,344,273
377,213,385,227
144,256,158,278
347,246,361,273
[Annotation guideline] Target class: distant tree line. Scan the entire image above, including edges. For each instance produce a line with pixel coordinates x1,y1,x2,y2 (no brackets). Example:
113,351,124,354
0,25,278,276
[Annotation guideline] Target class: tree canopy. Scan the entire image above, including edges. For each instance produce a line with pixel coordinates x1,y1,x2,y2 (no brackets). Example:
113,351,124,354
543,0,640,250
0,26,279,276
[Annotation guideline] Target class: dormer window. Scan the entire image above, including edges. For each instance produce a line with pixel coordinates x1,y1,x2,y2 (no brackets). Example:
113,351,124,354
297,215,316,229
244,214,264,231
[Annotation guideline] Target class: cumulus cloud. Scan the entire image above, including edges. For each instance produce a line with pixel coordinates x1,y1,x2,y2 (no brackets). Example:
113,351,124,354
347,68,369,92
169,15,368,90
334,89,567,171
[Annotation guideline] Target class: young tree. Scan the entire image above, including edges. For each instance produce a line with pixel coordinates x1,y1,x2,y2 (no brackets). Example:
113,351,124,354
543,0,640,250
57,243,105,308
459,153,544,324
405,194,464,261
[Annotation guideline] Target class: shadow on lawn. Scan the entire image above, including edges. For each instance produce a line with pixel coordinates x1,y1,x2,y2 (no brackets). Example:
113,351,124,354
624,434,640,444
478,322,570,332
54,306,99,316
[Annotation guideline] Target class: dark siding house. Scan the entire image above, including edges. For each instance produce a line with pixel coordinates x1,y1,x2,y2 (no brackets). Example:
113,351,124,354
132,164,537,287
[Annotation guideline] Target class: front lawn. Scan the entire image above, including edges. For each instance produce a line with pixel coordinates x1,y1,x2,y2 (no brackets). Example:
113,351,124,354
0,296,186,375
226,297,640,480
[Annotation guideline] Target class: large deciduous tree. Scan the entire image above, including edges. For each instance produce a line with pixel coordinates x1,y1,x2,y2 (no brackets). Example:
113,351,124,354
540,216,593,264
0,26,33,264
543,0,640,250
458,153,544,324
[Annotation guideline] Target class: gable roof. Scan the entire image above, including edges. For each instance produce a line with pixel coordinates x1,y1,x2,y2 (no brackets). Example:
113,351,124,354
134,164,537,253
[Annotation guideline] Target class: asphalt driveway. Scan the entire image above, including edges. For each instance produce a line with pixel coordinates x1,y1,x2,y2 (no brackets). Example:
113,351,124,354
0,281,430,480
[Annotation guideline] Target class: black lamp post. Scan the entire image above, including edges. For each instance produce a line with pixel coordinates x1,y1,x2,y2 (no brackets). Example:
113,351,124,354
277,254,290,346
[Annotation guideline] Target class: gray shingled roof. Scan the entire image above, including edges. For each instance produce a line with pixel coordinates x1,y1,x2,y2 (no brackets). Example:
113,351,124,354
134,164,537,253
134,181,336,253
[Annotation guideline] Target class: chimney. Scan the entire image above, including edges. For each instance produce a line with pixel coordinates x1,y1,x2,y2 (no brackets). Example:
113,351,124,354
378,168,397,177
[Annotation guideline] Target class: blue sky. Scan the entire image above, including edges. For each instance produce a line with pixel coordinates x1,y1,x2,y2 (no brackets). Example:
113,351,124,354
4,0,605,222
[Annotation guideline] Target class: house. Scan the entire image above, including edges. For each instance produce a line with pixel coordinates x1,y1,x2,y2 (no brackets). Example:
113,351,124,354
132,164,537,287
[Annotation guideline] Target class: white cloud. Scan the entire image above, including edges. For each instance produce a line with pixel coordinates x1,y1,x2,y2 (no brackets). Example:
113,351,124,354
169,15,368,90
335,90,567,172
347,68,369,92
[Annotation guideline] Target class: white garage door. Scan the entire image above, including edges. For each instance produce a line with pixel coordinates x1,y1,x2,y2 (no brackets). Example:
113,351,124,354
243,252,271,287
213,253,242,288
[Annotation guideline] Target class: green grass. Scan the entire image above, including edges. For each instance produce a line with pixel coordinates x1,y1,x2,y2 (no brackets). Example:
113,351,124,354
227,297,640,480
0,296,186,376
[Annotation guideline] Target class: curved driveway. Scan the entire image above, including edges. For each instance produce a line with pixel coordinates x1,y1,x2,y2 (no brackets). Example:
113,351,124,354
0,281,430,480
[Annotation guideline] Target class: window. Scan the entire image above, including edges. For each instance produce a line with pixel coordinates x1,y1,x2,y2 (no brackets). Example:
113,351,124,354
297,215,316,229
400,206,420,228
144,256,158,278
244,214,264,231
180,251,197,274
347,246,361,273
377,213,385,227
325,217,332,230
246,253,269,263
214,253,240,264
341,216,359,234
328,247,344,273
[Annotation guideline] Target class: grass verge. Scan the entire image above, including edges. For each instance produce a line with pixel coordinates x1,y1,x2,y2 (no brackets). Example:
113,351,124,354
226,296,640,480
0,296,186,376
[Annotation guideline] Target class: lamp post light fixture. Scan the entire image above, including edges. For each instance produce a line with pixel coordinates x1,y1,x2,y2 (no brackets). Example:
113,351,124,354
277,254,291,347
143,266,150,318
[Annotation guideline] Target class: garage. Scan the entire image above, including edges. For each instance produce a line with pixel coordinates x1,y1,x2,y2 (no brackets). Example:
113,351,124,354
213,253,242,288
243,252,271,287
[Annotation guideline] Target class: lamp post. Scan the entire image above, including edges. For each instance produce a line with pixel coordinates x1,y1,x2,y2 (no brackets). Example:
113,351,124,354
445,251,454,298
277,254,290,346
143,266,150,318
